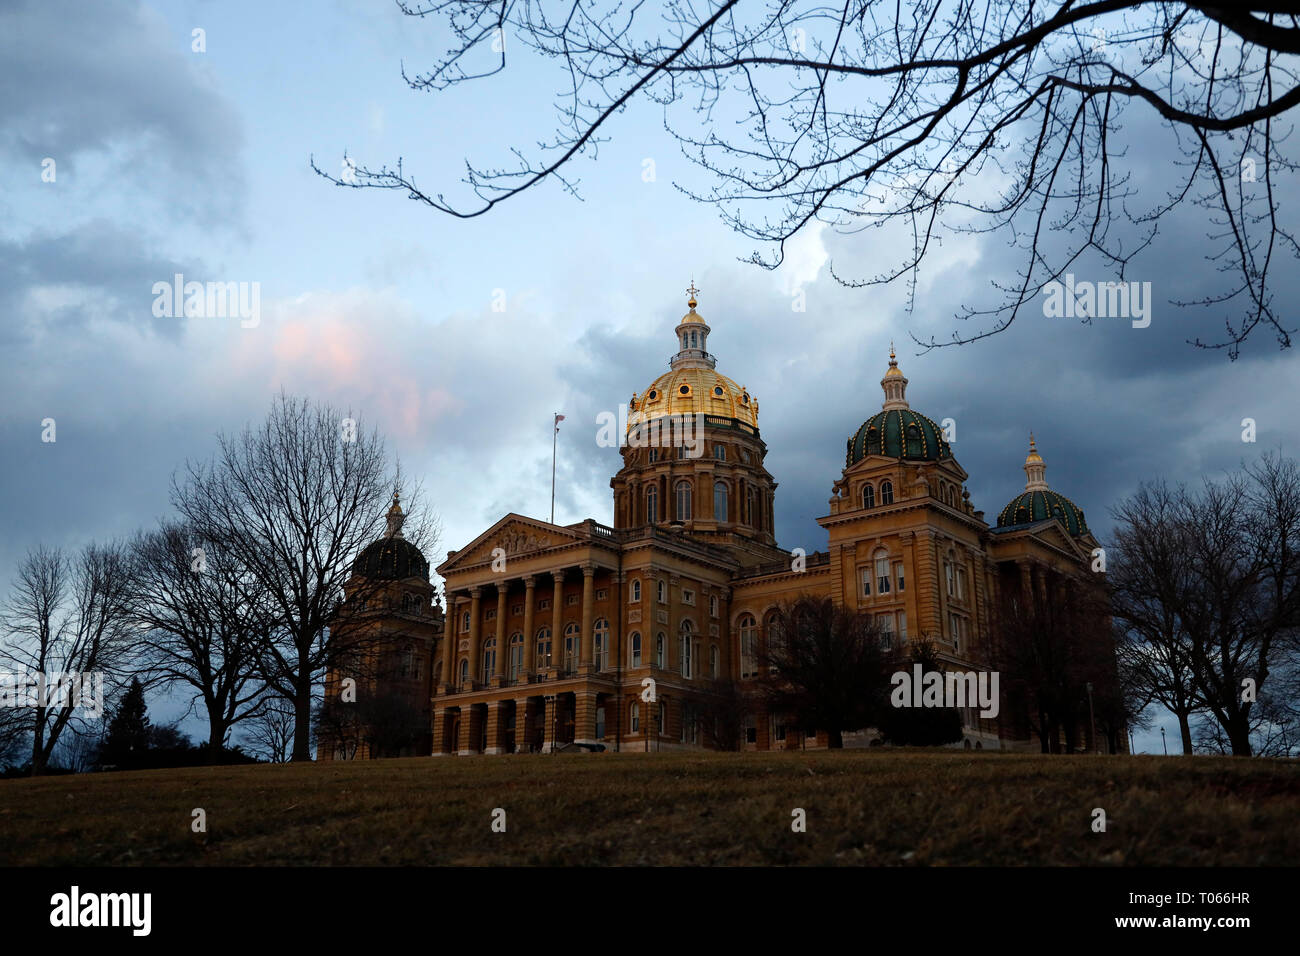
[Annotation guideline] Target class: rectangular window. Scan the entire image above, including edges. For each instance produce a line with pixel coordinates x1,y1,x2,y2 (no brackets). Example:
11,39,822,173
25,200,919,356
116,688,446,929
538,598,550,611
511,604,523,616
682,588,695,605
486,608,496,620
876,556,891,594
775,723,786,742
956,569,966,600
860,567,872,598
566,594,579,606
878,613,893,650
895,561,905,592
897,610,907,641
945,562,955,596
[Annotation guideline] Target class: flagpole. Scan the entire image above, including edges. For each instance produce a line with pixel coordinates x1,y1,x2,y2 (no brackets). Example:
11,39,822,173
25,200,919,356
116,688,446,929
551,413,559,524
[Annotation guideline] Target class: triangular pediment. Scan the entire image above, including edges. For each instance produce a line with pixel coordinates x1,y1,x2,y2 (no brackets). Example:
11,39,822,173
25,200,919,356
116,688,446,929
436,514,583,575
991,518,1090,563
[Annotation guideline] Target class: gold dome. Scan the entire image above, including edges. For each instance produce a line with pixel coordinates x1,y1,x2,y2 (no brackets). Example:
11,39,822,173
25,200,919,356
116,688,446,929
627,281,759,432
883,342,904,378
629,367,758,432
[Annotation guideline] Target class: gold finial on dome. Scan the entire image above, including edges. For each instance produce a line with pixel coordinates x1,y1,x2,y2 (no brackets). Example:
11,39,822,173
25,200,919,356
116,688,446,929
1024,433,1048,491
686,279,700,311
386,491,406,537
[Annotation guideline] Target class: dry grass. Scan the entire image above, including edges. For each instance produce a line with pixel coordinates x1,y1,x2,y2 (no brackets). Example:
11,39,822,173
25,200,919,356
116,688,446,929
1,750,1297,866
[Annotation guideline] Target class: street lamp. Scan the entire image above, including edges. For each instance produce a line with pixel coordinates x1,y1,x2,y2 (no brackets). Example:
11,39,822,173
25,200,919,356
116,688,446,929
1085,681,1097,754
1161,726,1168,755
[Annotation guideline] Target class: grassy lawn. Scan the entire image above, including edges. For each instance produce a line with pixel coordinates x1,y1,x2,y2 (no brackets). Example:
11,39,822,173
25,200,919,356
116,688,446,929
1,750,1297,866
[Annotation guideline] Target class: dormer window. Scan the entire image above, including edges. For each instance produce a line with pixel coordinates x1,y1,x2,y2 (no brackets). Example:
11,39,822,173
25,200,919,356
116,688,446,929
713,386,724,397
679,384,690,395
648,389,658,401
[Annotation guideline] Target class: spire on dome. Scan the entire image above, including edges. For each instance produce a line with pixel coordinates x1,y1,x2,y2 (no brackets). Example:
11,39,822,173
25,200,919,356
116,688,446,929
671,279,715,370
1023,434,1048,491
881,343,909,409
386,491,406,538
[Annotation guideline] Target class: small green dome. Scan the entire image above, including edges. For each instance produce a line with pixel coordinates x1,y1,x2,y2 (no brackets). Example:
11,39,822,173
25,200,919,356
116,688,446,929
846,409,952,466
996,489,1089,537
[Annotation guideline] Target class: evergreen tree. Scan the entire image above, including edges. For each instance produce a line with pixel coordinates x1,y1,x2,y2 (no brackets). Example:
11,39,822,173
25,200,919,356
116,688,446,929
101,678,150,769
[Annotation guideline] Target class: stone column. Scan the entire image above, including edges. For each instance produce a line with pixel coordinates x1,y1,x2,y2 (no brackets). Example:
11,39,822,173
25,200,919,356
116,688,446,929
516,697,536,753
580,563,596,669
459,704,482,755
550,570,564,670
494,585,508,680
900,531,918,644
522,576,536,678
440,596,458,688
668,573,681,673
431,706,450,756
574,690,598,745
467,587,482,689
542,695,558,753
485,700,505,755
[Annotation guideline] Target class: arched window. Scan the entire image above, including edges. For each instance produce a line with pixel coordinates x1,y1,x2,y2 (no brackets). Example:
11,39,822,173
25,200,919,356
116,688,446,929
629,631,642,667
462,611,470,633
766,612,783,673
508,632,524,680
709,644,720,679
459,658,469,686
594,618,609,670
630,700,640,733
875,549,892,594
563,622,579,671
862,484,875,509
535,627,552,670
675,480,693,521
655,632,666,668
630,579,641,603
738,614,758,679
880,479,894,505
866,425,880,456
906,422,922,457
657,579,667,603
646,486,658,524
714,481,729,522
680,620,694,678
401,593,413,612
481,637,497,684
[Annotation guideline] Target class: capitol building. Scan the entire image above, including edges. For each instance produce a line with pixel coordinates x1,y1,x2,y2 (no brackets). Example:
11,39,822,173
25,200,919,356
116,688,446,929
320,287,1121,758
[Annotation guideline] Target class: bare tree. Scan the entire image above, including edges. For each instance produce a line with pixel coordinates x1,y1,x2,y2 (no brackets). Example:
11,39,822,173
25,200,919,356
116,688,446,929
1108,454,1300,755
242,697,298,763
173,392,436,762
317,1,1300,357
130,522,272,763
0,542,139,775
1109,482,1204,753
757,595,893,748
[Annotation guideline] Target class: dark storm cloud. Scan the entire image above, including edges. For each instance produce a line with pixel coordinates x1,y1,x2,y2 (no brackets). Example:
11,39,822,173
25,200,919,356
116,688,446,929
0,220,200,344
0,0,243,197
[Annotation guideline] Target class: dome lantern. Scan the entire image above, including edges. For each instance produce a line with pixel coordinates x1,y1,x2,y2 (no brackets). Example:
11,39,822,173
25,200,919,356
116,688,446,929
1023,433,1048,491
881,342,909,410
386,491,406,538
671,280,716,371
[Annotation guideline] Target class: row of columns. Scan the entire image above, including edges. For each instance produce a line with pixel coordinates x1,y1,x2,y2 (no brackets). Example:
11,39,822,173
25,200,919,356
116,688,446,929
433,691,608,754
442,564,604,690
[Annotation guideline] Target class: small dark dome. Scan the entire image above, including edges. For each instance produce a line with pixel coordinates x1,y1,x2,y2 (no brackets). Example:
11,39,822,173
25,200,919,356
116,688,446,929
996,489,1089,537
352,537,429,581
846,409,952,465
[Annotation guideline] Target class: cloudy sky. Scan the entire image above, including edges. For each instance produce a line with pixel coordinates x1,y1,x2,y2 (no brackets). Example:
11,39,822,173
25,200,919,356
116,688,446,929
3,0,1296,753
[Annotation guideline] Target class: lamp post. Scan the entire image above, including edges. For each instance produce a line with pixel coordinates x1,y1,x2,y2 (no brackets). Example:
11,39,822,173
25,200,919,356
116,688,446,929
1086,681,1097,754
1161,726,1168,755
544,694,556,755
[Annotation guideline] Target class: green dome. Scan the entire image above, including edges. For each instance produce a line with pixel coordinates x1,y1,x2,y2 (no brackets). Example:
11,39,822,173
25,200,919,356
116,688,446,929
846,408,952,466
996,489,1089,537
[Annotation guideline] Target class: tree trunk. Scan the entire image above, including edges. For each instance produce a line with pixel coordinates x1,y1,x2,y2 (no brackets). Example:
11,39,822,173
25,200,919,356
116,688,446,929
1228,715,1253,756
1177,711,1194,755
292,676,313,762
30,708,46,776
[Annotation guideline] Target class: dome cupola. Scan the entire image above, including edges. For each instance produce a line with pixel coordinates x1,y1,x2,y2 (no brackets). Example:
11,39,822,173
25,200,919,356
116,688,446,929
846,345,952,465
995,435,1089,537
